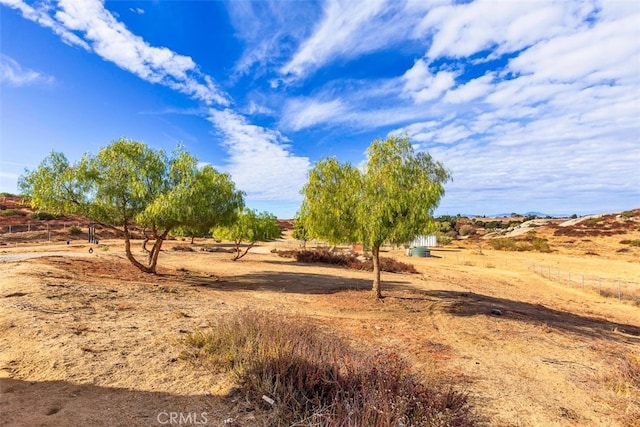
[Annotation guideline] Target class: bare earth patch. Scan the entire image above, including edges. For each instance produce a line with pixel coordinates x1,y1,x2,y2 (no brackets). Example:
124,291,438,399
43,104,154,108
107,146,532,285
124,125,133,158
0,236,639,426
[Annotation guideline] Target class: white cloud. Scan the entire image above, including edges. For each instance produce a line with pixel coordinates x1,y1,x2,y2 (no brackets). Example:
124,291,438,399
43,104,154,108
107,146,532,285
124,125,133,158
208,109,311,202
402,59,456,103
0,0,90,50
129,7,144,15
2,0,228,106
280,98,346,131
419,0,595,62
226,0,320,77
280,0,388,78
0,54,54,86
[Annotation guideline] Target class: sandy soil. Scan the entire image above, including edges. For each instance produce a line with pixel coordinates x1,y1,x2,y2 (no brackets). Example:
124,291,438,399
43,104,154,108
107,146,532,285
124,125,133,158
1,235,639,427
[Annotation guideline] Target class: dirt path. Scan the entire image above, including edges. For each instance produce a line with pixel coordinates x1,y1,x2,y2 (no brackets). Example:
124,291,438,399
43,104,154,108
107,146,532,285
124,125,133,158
1,242,638,426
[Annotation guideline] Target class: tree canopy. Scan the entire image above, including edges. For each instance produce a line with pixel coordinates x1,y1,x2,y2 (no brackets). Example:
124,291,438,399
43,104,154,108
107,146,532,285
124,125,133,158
213,208,281,260
300,135,451,298
19,138,244,273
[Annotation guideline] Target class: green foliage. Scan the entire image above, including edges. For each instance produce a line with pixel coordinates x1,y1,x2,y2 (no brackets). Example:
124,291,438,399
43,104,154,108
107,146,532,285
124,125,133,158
214,209,281,260
621,211,635,218
28,211,59,220
0,192,17,197
0,209,25,217
19,139,244,273
300,135,450,298
182,311,475,426
434,231,452,245
291,215,309,244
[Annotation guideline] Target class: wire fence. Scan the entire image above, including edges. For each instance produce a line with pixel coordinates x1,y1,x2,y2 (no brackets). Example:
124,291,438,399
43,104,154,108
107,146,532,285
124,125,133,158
528,262,640,302
438,250,640,304
0,222,87,234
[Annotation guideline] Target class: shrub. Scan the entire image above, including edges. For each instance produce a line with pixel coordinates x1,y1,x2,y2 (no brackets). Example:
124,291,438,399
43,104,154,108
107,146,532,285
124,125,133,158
489,237,551,252
283,250,418,274
530,237,551,253
171,245,194,252
68,226,83,235
182,311,475,426
351,257,418,274
435,231,452,245
620,239,640,247
458,224,476,236
489,238,518,251
28,211,58,220
621,211,635,219
0,209,25,217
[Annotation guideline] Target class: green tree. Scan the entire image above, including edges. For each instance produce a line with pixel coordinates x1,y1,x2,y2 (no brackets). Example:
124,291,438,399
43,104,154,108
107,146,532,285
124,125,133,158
19,138,244,273
300,135,451,298
213,208,281,261
292,214,310,248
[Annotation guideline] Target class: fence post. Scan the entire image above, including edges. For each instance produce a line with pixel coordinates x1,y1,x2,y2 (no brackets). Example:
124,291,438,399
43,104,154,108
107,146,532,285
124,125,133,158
618,280,621,301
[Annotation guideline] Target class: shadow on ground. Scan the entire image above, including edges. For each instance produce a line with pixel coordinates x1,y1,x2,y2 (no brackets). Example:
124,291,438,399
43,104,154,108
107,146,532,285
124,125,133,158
423,290,640,343
183,270,413,295
0,378,251,427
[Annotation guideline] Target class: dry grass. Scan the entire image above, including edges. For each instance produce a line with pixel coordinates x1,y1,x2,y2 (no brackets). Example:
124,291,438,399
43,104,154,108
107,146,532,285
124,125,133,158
182,310,476,426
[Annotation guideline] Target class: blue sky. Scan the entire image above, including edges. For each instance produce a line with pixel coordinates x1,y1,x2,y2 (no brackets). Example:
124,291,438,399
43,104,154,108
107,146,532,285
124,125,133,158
1,0,638,218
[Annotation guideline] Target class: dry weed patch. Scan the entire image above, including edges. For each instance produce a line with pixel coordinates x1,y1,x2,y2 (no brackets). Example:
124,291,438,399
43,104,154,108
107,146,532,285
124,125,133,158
181,310,476,426
279,249,418,274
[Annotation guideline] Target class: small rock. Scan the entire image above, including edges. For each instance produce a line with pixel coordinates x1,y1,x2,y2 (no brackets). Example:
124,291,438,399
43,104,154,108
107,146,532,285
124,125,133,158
197,323,209,328
491,308,502,316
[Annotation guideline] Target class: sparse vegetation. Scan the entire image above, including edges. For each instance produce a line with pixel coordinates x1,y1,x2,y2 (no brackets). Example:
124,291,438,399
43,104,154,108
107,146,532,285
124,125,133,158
182,310,475,426
620,239,640,247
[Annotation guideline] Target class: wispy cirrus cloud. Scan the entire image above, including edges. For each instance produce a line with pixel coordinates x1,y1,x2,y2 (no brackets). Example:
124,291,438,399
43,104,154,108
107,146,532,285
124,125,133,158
2,0,228,105
0,54,54,86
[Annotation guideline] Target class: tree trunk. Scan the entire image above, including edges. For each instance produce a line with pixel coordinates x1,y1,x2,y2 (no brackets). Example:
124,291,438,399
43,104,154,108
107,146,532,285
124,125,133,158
147,235,165,272
123,224,154,273
371,245,382,299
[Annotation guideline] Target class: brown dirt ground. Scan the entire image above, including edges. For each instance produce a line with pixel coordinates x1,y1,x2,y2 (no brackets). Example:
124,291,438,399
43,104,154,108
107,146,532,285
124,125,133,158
1,226,639,426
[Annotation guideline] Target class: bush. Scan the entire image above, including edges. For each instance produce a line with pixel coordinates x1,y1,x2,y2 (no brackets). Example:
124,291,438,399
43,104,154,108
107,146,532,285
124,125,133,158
620,211,635,219
182,311,475,426
68,226,83,235
282,250,418,274
458,224,475,236
28,211,58,220
0,209,26,217
435,231,452,245
489,238,518,251
489,237,551,253
620,239,640,247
